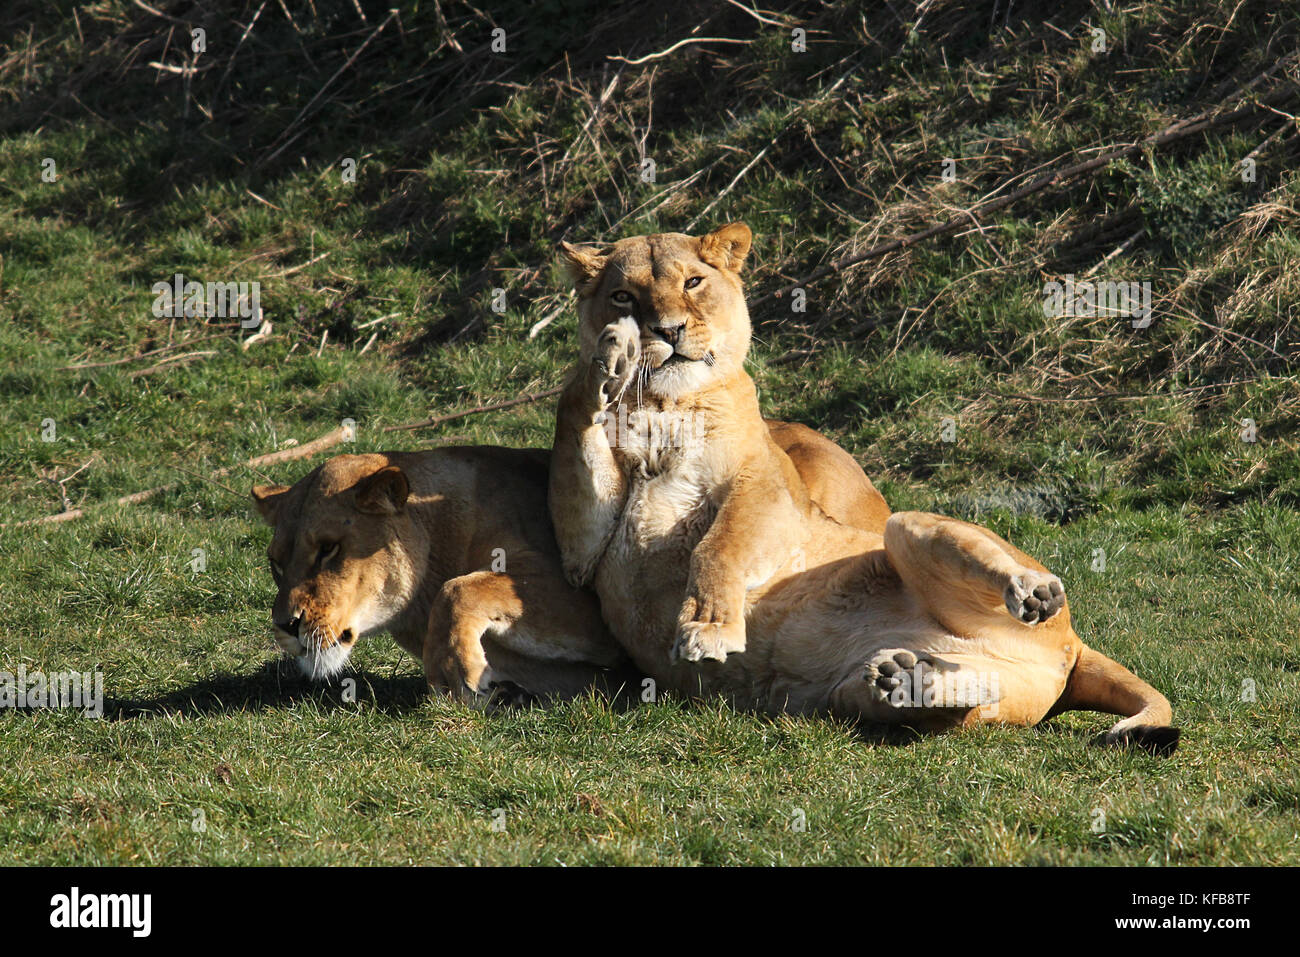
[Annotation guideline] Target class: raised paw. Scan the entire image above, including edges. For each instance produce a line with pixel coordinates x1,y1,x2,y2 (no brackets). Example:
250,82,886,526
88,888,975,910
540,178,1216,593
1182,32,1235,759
866,649,936,708
670,619,746,664
1004,571,1065,625
590,316,639,412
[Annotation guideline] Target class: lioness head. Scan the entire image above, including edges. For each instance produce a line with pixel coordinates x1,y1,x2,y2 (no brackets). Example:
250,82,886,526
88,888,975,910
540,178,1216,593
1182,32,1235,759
560,223,753,399
251,454,421,679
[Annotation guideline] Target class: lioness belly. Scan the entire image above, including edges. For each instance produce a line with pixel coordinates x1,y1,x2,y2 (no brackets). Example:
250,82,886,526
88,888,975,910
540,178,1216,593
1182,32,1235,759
593,475,917,709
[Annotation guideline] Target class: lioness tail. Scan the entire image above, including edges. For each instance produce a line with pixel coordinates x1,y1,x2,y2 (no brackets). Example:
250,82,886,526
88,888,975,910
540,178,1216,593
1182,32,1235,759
1052,645,1179,756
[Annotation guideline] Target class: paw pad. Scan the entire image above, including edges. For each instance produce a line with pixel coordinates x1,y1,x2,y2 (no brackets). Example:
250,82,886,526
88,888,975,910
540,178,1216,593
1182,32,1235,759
868,650,934,706
1005,574,1065,624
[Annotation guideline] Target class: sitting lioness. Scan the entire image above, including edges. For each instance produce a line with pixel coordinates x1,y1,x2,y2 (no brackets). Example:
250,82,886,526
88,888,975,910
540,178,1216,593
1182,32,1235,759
251,427,889,702
549,222,1179,752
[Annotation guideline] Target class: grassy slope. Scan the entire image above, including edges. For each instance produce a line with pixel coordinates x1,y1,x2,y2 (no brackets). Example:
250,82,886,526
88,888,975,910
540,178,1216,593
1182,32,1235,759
0,0,1297,864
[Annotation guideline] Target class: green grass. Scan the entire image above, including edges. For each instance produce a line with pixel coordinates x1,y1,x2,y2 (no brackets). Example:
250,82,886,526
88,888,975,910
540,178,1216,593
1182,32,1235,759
1,0,1297,865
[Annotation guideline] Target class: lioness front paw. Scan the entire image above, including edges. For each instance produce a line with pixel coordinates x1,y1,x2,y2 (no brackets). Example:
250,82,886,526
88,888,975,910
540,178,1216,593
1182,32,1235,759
671,620,747,663
486,679,538,710
1004,571,1065,624
434,653,496,703
589,316,639,413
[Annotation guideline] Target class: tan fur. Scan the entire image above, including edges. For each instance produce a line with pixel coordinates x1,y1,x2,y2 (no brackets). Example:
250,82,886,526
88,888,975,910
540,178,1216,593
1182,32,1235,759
549,223,1177,750
251,428,884,705
251,447,628,702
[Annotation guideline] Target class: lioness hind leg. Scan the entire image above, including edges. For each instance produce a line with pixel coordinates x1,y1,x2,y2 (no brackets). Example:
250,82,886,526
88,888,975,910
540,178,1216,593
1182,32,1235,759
831,648,990,731
833,647,1072,729
884,511,1066,636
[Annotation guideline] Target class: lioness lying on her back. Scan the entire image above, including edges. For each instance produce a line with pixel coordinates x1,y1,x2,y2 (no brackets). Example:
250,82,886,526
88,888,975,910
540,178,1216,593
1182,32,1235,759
251,424,888,702
550,222,1178,752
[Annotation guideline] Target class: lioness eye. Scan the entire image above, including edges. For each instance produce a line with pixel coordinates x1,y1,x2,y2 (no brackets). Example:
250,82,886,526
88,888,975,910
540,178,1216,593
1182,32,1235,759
316,542,340,566
684,276,703,290
610,290,633,304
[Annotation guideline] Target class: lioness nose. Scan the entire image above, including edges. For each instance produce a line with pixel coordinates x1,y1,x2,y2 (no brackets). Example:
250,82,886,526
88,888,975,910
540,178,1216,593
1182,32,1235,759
650,322,684,345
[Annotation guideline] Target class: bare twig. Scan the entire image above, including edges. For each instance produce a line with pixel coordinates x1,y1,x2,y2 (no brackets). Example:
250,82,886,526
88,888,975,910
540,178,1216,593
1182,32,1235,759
528,294,574,338
64,332,231,370
4,427,354,528
722,0,789,28
685,144,771,231
241,320,273,350
7,381,570,526
607,37,751,66
263,251,330,279
127,350,216,378
1082,229,1146,279
381,387,563,433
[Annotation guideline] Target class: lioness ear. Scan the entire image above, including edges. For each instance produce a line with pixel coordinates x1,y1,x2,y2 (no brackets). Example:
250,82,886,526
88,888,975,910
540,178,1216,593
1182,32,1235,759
354,465,409,515
251,484,291,526
558,240,609,293
699,222,752,273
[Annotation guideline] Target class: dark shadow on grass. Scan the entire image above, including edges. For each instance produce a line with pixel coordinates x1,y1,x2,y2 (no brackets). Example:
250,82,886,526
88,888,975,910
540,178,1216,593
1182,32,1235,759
102,657,429,721
103,656,645,721
848,722,932,747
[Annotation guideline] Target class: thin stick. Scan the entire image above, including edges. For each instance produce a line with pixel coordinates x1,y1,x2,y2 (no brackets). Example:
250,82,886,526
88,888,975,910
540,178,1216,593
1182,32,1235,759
722,0,789,27
381,387,562,433
3,427,353,528
685,144,771,231
128,350,216,378
6,385,570,526
264,251,330,279
1082,228,1146,279
608,37,751,66
528,295,574,339
986,376,1289,404
64,332,231,370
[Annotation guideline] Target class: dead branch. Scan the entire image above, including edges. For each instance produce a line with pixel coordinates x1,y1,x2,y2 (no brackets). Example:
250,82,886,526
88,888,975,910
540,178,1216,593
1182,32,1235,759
3,426,352,528
381,387,563,433
608,37,751,66
127,350,216,378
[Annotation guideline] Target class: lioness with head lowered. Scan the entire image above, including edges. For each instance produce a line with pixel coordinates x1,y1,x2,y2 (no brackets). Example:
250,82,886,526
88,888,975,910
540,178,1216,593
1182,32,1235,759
550,222,1178,752
251,426,888,702
252,447,626,701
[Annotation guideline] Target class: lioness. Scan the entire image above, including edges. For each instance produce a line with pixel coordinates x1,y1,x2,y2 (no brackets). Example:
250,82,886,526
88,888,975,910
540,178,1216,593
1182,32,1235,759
550,222,1179,752
251,427,888,702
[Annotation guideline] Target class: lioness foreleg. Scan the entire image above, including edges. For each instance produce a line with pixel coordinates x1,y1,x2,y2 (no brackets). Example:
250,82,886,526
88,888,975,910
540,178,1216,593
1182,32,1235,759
549,318,638,587
424,571,524,703
671,473,805,663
